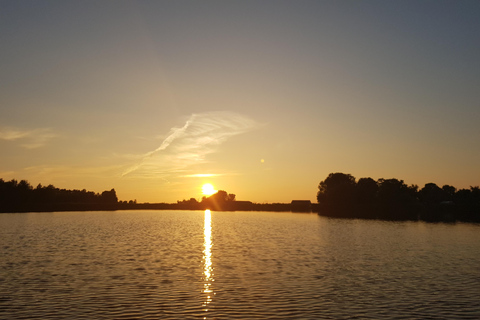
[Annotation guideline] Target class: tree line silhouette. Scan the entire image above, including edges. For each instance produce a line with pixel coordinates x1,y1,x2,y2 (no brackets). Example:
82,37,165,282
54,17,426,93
317,172,480,222
0,179,118,212
176,190,236,210
2,174,479,222
0,178,293,213
175,190,294,212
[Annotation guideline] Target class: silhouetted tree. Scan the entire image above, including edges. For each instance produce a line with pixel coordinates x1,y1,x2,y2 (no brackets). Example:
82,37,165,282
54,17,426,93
442,185,456,201
317,173,356,205
176,198,200,210
316,172,479,222
354,177,379,218
377,179,417,204
418,183,456,221
418,183,448,204
100,189,118,204
377,178,419,219
0,178,120,212
356,177,378,205
201,190,236,210
317,173,357,217
453,186,480,221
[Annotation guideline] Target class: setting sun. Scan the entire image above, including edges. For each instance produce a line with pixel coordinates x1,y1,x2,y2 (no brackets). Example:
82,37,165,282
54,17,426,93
202,184,217,196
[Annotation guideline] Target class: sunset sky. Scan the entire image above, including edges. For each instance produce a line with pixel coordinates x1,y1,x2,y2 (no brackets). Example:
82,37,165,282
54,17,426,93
1,1,479,203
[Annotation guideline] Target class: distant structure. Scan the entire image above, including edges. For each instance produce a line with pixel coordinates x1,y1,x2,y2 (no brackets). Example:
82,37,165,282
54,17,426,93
290,200,312,212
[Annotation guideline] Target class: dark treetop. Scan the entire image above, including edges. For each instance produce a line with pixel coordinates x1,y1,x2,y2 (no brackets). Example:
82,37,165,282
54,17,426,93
317,172,480,222
0,179,118,212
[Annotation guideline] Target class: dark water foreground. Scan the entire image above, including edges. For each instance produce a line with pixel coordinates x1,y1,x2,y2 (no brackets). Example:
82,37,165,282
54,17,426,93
1,210,479,319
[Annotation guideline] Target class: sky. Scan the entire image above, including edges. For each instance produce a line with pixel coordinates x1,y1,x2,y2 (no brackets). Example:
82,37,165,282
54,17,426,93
1,0,479,203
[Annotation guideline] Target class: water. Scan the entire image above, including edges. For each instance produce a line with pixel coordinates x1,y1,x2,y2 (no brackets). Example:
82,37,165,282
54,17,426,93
1,210,479,319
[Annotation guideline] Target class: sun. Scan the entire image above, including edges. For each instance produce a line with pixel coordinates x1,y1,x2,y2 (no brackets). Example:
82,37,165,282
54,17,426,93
202,183,217,196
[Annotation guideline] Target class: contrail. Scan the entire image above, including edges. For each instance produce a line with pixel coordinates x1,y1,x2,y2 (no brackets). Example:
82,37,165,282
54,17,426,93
121,111,258,178
122,115,196,176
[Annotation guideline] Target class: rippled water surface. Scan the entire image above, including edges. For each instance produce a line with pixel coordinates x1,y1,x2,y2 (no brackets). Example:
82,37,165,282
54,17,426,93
1,210,479,319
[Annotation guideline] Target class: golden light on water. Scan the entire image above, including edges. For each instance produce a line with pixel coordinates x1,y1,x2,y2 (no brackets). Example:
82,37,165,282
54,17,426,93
202,209,214,314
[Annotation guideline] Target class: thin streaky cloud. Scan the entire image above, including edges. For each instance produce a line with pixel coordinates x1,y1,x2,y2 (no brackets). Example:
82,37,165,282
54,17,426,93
0,127,57,149
22,164,123,182
122,111,258,178
182,173,225,178
0,128,31,140
121,116,195,176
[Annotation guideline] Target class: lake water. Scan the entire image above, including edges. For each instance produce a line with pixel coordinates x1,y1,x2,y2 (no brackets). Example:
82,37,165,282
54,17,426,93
1,210,479,319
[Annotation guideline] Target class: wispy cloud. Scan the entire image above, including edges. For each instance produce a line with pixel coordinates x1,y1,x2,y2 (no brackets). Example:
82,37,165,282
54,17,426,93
24,164,122,177
181,173,228,178
122,111,258,178
0,127,57,149
20,164,124,188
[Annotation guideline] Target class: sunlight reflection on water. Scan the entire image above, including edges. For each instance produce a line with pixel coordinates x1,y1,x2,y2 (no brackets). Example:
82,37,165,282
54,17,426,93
203,209,214,317
1,211,479,319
